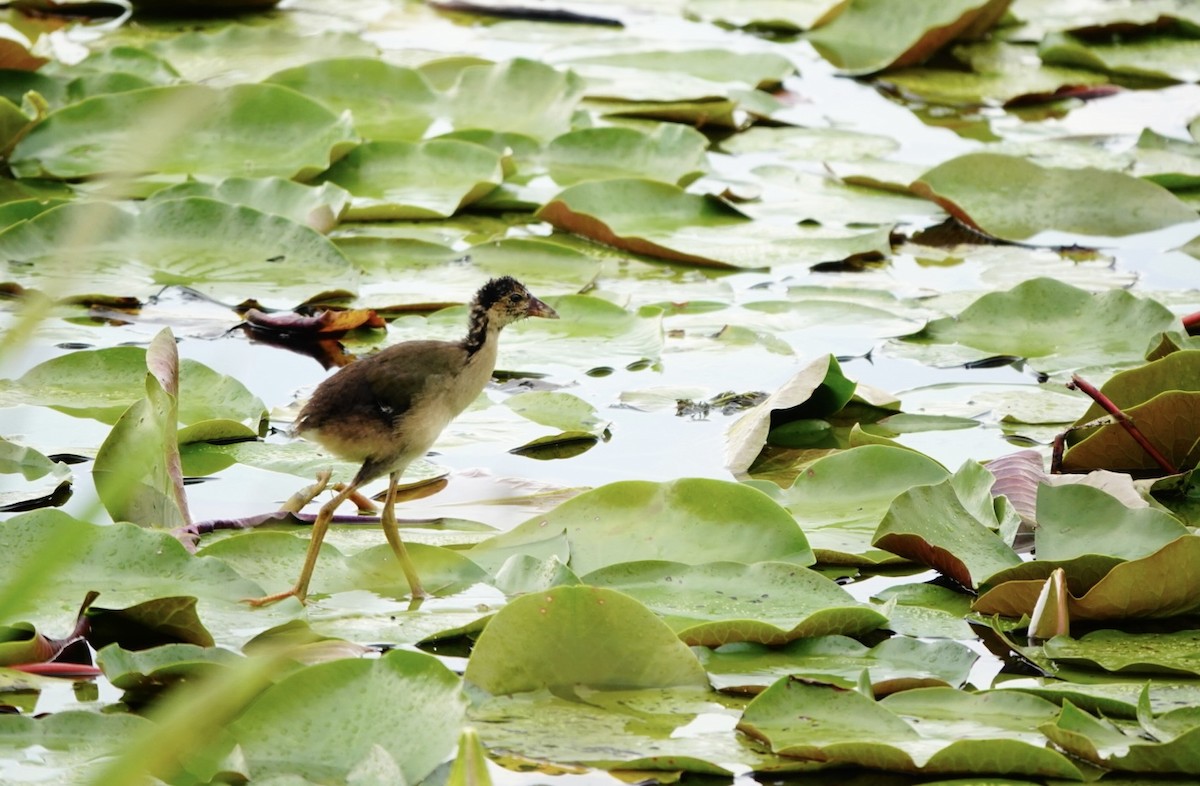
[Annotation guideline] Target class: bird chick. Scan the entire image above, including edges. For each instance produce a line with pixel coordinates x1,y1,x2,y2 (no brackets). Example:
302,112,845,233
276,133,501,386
247,277,558,606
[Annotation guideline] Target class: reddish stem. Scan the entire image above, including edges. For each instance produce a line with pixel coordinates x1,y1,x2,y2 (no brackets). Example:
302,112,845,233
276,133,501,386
1183,310,1200,335
1068,374,1179,475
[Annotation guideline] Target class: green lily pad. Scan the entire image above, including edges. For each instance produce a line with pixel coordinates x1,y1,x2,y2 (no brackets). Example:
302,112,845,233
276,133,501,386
805,0,1012,75
10,83,358,181
872,582,975,639
469,478,812,576
0,509,261,632
85,595,214,650
0,437,68,482
1042,699,1200,774
505,390,607,434
231,649,465,785
96,642,241,692
544,124,708,187
720,126,900,162
147,177,351,234
148,25,378,86
93,329,189,530
1131,129,1200,189
873,462,1022,589
0,343,267,428
265,57,440,141
0,198,354,307
470,686,791,774
584,561,886,646
1043,630,1200,677
752,445,949,564
0,712,152,784
447,58,585,142
316,139,503,219
739,680,1084,778
912,152,1197,241
903,278,1178,373
564,48,793,90
464,585,708,694
725,354,856,474
198,531,482,600
1000,678,1200,719
684,0,835,32
537,178,890,268
1040,31,1200,83
879,41,1112,106
699,635,977,694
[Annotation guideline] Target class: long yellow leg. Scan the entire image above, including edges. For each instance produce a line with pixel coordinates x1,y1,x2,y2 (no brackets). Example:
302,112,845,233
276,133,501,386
246,480,360,607
380,470,429,599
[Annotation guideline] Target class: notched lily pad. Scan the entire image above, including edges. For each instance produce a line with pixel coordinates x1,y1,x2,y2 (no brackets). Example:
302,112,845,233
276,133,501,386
901,277,1178,373
911,152,1197,242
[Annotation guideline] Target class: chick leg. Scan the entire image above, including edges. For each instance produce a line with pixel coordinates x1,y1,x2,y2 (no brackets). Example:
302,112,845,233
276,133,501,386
379,470,429,599
245,479,362,607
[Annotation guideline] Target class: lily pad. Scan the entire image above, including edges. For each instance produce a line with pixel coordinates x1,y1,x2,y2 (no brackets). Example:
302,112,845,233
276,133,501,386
231,649,466,785
739,680,1084,778
464,585,709,694
96,642,241,693
0,712,152,784
1042,699,1200,774
470,686,789,774
469,478,813,576
1043,630,1200,677
10,83,358,181
584,561,886,646
752,445,949,564
805,0,1012,75
873,462,1022,589
684,0,835,32
725,354,856,474
0,342,267,428
699,635,978,694
903,277,1178,373
0,509,261,631
973,535,1200,620
911,152,1198,241
146,177,352,234
447,58,585,142
1040,31,1200,84
265,57,440,141
0,198,355,307
544,124,708,187
316,139,503,219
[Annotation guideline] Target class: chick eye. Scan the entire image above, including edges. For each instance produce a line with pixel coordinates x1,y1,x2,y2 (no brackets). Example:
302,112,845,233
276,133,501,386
509,292,524,303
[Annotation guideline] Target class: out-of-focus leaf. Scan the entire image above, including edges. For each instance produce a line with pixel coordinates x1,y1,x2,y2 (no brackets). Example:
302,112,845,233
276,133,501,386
10,84,358,181
231,650,465,785
1040,31,1200,84
147,177,351,234
86,596,214,650
0,198,353,307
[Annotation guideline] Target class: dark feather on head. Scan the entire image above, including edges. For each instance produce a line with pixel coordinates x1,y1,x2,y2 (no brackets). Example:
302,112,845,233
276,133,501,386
475,276,524,308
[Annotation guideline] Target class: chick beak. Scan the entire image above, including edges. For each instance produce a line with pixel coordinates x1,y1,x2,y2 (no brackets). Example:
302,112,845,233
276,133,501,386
526,296,559,320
